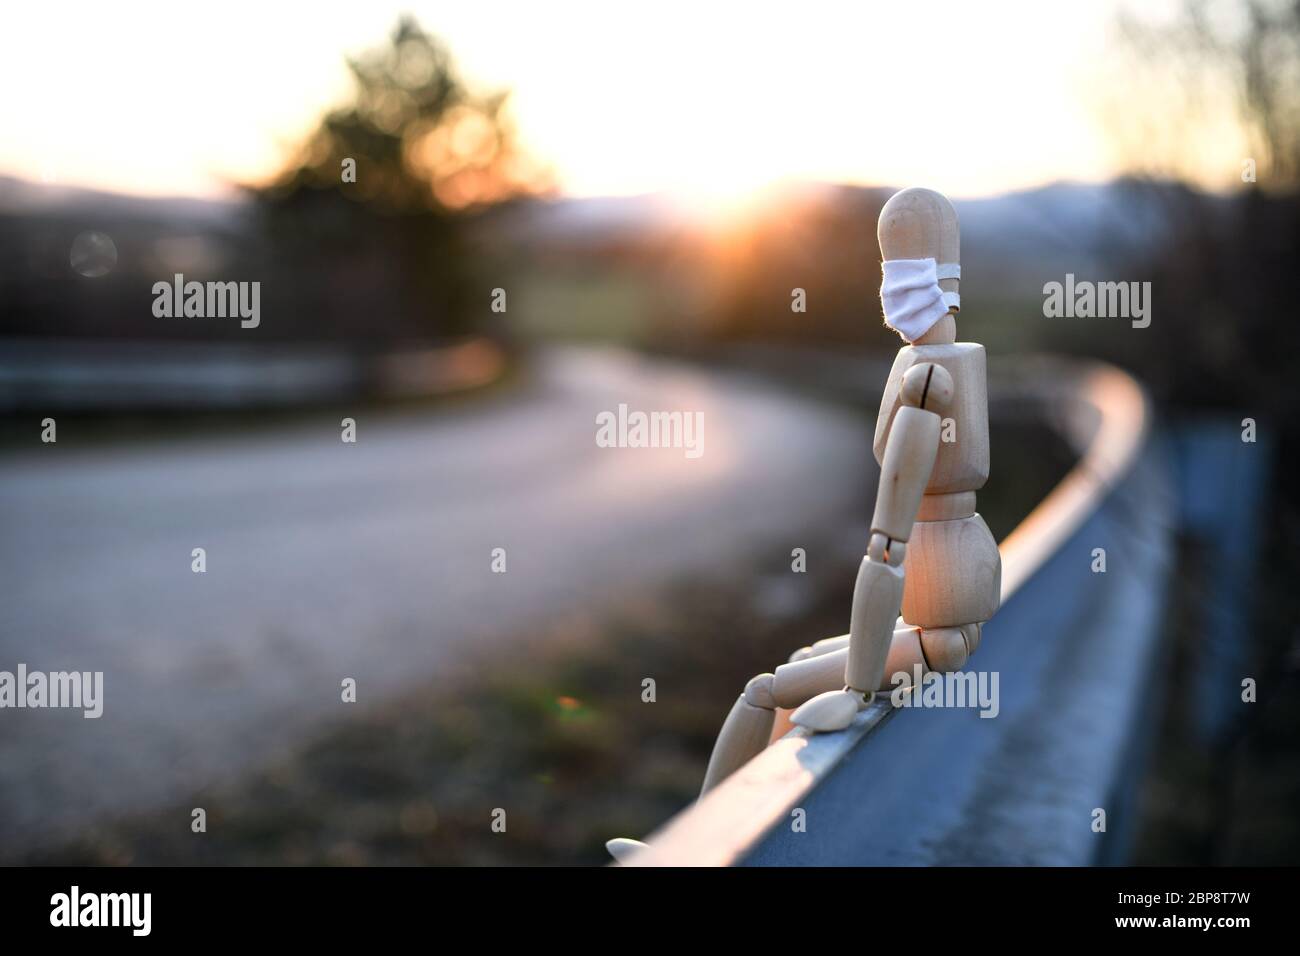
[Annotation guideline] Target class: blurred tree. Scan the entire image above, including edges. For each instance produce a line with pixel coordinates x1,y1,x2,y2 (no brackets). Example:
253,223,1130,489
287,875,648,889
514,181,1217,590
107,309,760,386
1097,4,1300,870
1109,0,1300,189
1081,0,1300,422
253,16,551,344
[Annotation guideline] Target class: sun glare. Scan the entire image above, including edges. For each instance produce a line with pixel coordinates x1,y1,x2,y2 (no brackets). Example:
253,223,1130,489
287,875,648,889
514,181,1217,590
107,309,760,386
0,1,1127,202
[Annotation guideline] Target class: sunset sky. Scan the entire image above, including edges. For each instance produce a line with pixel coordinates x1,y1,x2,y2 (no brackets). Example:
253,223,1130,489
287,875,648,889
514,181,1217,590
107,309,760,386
1,0,1221,203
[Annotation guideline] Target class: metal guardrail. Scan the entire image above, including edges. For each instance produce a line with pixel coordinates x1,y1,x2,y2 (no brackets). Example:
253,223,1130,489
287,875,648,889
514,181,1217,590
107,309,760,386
627,361,1175,865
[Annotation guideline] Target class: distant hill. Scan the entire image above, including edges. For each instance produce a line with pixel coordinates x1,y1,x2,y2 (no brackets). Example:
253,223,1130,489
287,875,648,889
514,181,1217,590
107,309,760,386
1,173,1215,353
1,172,1192,271
493,179,1185,264
0,175,247,230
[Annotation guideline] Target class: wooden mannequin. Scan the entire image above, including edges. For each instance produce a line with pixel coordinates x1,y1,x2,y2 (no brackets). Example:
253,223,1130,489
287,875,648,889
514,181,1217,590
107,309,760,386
697,187,1001,793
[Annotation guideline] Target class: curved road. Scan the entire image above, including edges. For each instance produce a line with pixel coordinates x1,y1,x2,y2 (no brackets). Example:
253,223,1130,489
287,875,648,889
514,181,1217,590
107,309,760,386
0,347,872,854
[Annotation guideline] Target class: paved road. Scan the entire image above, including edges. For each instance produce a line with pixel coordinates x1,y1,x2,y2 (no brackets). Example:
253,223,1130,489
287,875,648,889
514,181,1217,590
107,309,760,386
0,347,871,853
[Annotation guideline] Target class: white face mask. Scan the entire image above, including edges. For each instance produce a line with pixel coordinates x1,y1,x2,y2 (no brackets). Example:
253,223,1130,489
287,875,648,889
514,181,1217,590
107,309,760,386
880,258,960,342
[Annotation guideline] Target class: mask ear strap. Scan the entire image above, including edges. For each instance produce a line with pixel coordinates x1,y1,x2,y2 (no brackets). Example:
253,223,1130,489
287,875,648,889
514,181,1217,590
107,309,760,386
936,262,961,310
